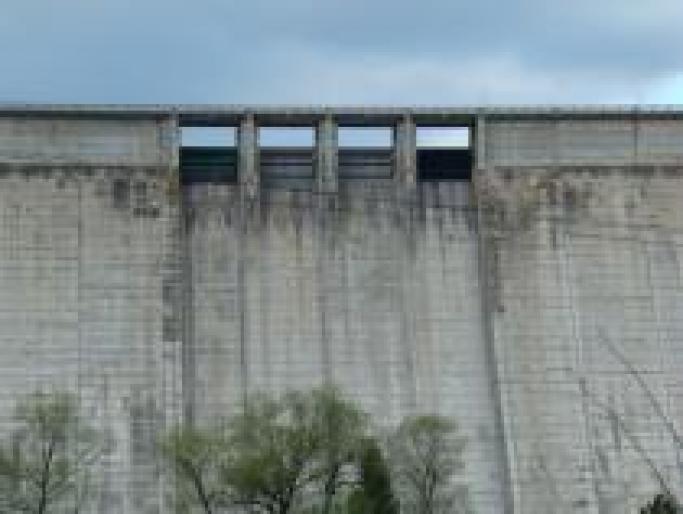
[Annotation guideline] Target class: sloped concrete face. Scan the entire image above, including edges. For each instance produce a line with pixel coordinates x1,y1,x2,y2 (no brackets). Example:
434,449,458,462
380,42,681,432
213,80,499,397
3,107,683,513
184,180,506,512
479,167,683,513
479,117,683,513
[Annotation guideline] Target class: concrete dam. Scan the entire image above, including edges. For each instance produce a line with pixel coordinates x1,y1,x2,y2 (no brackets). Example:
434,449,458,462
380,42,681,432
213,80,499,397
1,104,683,513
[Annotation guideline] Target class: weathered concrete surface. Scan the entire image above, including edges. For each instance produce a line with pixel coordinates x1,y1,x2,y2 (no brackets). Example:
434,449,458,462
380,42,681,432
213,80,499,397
0,117,168,166
184,180,505,512
0,116,183,513
2,108,683,513
479,117,683,513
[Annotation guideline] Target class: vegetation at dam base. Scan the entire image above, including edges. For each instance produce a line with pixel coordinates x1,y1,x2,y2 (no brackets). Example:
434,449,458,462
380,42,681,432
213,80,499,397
0,386,677,514
0,392,104,514
162,386,470,514
0,386,469,514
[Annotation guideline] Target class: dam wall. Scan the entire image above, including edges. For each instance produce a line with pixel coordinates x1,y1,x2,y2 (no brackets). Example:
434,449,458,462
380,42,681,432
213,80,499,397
0,105,683,513
479,116,683,513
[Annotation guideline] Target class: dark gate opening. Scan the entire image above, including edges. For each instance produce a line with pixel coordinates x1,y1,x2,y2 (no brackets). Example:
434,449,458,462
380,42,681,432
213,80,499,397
180,127,237,184
180,147,237,184
416,126,472,182
417,149,472,181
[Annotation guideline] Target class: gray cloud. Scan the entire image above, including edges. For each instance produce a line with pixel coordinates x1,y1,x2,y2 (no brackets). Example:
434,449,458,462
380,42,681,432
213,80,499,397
1,0,682,104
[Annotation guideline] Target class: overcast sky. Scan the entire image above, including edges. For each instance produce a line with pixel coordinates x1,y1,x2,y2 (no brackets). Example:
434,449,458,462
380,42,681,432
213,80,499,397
2,0,683,105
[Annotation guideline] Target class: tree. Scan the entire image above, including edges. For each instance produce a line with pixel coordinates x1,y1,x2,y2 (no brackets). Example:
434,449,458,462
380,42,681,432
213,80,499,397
309,386,368,514
0,391,103,514
160,425,230,514
226,386,369,514
390,415,469,514
345,438,398,514
640,492,679,514
227,391,319,514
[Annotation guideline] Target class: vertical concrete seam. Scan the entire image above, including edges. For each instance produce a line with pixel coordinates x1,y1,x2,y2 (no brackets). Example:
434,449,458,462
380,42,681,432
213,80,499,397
315,113,338,384
161,113,183,514
238,190,250,408
396,193,418,416
258,218,271,393
474,114,516,514
167,112,195,426
77,176,83,403
180,189,195,425
475,195,516,514
317,197,332,384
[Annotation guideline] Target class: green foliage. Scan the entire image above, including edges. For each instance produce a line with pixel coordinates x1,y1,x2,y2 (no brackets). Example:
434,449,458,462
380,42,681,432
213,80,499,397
159,425,230,514
226,386,368,514
308,386,368,514
161,387,468,514
640,493,679,514
0,391,103,514
390,415,469,514
345,438,398,514
227,391,319,514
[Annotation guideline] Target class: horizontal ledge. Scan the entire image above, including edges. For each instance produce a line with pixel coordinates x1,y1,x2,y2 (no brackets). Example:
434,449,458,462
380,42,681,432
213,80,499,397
1,104,683,125
0,162,170,171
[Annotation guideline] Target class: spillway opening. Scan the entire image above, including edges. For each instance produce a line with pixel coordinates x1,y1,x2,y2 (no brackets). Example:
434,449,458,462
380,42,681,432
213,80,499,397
259,127,315,190
180,126,237,184
338,127,393,179
416,126,472,181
